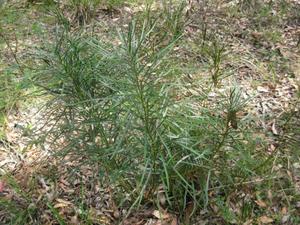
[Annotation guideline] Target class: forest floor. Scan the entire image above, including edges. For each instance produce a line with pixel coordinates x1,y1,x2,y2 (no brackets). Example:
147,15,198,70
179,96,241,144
0,0,300,224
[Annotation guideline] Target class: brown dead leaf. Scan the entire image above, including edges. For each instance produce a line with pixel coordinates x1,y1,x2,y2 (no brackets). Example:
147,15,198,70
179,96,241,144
170,217,178,225
153,210,170,220
56,198,72,204
54,198,73,208
251,31,263,40
70,215,79,225
152,210,178,225
59,178,70,186
113,209,120,219
255,200,267,208
58,183,75,194
243,219,253,225
259,216,273,224
267,190,273,200
281,207,288,215
184,202,194,224
54,203,69,209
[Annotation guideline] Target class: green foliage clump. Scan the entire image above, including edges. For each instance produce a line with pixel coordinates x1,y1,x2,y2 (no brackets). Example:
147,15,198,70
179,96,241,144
33,13,269,216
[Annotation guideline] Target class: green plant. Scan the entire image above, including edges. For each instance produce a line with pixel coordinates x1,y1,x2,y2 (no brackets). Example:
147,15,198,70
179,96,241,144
33,9,269,221
204,39,226,87
161,0,186,38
